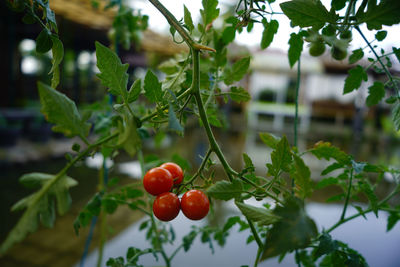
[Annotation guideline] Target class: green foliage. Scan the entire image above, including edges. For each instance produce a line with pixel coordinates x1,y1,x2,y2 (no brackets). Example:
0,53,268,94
38,82,91,138
348,48,364,64
235,202,280,226
288,32,304,68
310,141,351,165
280,0,337,28
207,179,243,200
168,102,184,133
366,81,385,107
184,5,194,32
223,56,251,85
291,155,313,199
144,70,163,103
229,86,251,103
343,65,368,94
261,19,279,50
356,0,400,30
392,102,400,131
116,112,141,156
261,197,318,260
267,136,292,176
387,211,400,232
200,0,220,27
259,132,279,149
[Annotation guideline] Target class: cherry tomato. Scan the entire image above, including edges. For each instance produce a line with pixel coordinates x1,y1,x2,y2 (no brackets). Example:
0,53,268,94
143,167,173,196
160,162,184,185
153,192,180,221
181,190,209,220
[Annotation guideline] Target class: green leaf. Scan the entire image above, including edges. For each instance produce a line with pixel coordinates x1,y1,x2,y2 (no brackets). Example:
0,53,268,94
312,232,338,260
207,179,243,200
291,155,313,199
36,29,52,53
144,70,163,103
235,202,280,226
117,112,141,157
280,0,337,28
127,79,141,103
183,5,194,32
360,181,378,216
321,162,344,175
261,197,318,260
331,0,347,11
393,47,400,63
49,36,64,88
223,57,251,85
229,86,251,102
348,48,364,64
268,136,292,176
351,160,366,174
392,102,400,131
259,132,280,149
288,32,304,68
1,174,77,254
168,102,184,133
222,26,236,44
200,0,220,26
343,65,368,94
95,42,129,100
183,230,198,252
310,141,351,165
387,212,400,232
375,30,387,41
316,177,339,189
261,19,279,50
38,82,91,138
242,153,254,170
366,81,385,106
357,0,400,30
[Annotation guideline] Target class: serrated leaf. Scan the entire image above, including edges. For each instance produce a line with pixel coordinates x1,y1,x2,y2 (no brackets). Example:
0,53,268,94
357,0,400,30
127,79,141,103
269,136,292,176
280,0,337,28
242,153,254,170
183,5,194,32
288,32,304,68
261,19,279,50
144,70,163,103
200,0,220,27
207,179,243,200
366,81,385,106
348,48,364,64
117,112,141,157
38,82,90,138
393,47,400,63
360,181,378,216
316,177,339,189
310,142,351,165
343,65,368,94
321,162,344,175
36,29,52,53
312,232,338,260
224,57,251,85
261,197,318,260
375,30,387,41
49,36,64,88
95,42,129,100
387,212,400,232
291,155,313,199
168,102,184,133
235,202,280,226
229,86,251,102
392,102,400,131
259,132,280,149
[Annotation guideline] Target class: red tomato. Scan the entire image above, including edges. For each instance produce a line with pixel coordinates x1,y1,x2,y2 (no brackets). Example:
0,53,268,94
160,162,184,185
143,167,173,196
181,190,209,220
153,192,180,221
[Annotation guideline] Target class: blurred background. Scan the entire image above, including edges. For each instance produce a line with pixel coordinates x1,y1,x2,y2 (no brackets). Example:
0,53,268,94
1,0,400,266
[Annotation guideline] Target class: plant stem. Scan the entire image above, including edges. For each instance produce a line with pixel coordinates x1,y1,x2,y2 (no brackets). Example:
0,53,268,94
247,218,263,249
253,246,262,267
183,147,212,186
355,26,400,97
340,168,354,220
149,214,171,267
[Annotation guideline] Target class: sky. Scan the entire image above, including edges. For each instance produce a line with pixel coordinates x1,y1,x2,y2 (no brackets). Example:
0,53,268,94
130,0,400,56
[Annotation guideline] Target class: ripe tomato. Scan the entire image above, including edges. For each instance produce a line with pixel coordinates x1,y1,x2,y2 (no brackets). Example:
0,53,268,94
143,167,173,196
153,192,180,221
160,162,184,185
181,190,209,220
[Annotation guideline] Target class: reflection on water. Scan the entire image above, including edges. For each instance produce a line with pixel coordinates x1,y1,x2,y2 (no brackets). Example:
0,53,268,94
78,200,400,267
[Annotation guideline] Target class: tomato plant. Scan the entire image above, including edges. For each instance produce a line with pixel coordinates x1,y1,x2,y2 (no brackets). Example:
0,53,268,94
143,167,173,196
153,192,180,221
160,162,184,185
181,190,210,220
1,0,400,267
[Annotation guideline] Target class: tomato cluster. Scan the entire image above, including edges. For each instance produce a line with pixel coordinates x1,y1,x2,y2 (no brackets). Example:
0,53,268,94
143,162,209,222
